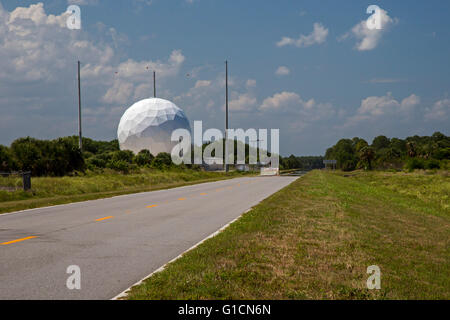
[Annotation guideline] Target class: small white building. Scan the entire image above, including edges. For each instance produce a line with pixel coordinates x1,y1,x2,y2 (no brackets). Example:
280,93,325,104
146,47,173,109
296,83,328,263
203,157,223,171
236,164,250,172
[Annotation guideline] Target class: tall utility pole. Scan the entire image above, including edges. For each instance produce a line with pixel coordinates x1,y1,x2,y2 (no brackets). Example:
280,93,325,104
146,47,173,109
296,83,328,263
77,60,82,151
153,71,156,97
225,60,229,172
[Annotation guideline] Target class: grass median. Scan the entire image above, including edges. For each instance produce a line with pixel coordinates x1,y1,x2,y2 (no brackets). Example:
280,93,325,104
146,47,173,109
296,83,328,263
0,169,251,214
126,170,449,300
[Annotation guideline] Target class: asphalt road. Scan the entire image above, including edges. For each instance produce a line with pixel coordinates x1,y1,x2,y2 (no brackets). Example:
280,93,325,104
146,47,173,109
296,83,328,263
0,175,297,300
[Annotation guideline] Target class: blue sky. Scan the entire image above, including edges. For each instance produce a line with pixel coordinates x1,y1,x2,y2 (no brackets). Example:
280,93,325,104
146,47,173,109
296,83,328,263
0,0,449,155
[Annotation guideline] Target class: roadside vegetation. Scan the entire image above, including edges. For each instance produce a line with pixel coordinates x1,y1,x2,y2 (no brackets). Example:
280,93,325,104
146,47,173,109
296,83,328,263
126,170,449,300
0,136,254,214
325,132,449,171
279,155,324,171
0,136,185,176
0,168,249,214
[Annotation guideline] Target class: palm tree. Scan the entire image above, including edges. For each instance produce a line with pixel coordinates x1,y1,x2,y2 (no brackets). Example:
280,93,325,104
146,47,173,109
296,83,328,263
359,146,375,170
406,142,416,157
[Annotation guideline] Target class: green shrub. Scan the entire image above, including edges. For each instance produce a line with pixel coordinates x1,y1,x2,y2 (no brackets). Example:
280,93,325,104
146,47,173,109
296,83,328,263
111,150,134,163
0,145,14,171
151,152,173,169
433,148,450,160
134,149,154,166
83,151,94,159
86,157,107,169
107,160,130,173
405,158,425,171
425,159,440,170
10,137,84,176
95,152,113,162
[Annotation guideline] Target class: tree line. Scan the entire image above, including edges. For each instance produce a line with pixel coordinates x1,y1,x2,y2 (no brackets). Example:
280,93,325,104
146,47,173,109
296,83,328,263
279,155,324,170
2,132,447,176
0,136,278,176
324,132,449,171
0,136,178,176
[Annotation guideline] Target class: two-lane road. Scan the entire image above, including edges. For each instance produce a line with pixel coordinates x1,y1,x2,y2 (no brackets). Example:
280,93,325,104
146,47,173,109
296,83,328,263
0,176,297,299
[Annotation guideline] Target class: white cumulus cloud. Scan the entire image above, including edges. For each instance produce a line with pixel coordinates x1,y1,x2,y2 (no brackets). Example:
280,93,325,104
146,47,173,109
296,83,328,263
260,92,301,110
275,66,290,76
0,2,185,141
194,80,211,88
276,22,328,48
259,91,335,121
357,93,419,116
343,93,420,129
228,94,257,112
246,79,256,88
67,0,99,5
425,99,450,121
345,8,397,51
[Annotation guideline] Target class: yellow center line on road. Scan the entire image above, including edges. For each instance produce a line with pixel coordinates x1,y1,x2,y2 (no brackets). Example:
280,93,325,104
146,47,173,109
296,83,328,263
146,204,158,208
200,193,207,195
95,216,114,222
1,236,37,246
178,198,186,201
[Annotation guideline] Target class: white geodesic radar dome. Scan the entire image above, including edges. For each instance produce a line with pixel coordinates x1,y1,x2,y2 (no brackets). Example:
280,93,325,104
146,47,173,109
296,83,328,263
117,98,191,155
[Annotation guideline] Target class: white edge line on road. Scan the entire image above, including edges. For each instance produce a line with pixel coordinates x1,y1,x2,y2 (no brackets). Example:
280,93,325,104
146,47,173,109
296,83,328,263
111,175,301,300
0,176,260,218
111,207,254,300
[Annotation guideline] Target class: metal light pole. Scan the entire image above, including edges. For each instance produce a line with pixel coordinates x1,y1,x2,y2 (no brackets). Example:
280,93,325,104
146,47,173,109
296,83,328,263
77,60,82,151
225,60,229,172
153,71,156,98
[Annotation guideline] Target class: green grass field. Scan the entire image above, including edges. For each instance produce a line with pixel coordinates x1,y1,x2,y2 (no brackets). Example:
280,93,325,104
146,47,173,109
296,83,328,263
0,169,250,214
126,170,449,300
